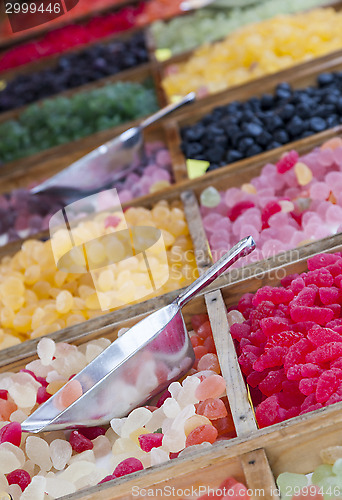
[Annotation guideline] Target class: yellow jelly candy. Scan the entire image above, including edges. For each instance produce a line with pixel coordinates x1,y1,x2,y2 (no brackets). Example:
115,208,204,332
56,290,74,314
294,162,313,186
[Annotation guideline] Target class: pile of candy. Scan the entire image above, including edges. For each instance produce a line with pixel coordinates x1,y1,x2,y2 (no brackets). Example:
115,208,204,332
181,74,342,170
0,141,173,246
0,313,236,498
151,0,327,57
0,0,184,73
162,8,342,101
278,446,342,499
0,81,158,164
0,32,149,112
0,0,143,42
0,4,145,72
230,252,342,428
0,200,197,350
200,137,342,263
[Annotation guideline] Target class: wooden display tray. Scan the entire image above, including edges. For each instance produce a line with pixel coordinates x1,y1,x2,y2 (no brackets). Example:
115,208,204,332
1,125,342,365
2,241,342,499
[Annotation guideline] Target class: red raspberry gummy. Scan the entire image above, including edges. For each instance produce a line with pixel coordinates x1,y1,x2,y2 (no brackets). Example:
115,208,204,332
276,150,299,174
0,390,8,400
255,395,281,428
252,286,293,306
260,317,291,337
0,422,21,446
69,430,93,453
307,325,342,346
138,433,163,452
290,306,333,326
6,469,31,491
306,342,342,363
253,346,286,372
290,287,317,307
114,457,144,477
318,287,341,305
316,371,339,403
307,253,341,271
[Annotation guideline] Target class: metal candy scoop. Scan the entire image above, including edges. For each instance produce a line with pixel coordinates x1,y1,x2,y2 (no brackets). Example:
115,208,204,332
30,92,196,204
21,236,255,433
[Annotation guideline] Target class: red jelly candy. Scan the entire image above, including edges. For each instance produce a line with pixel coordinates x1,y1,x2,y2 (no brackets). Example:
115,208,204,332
238,352,258,375
307,325,342,346
203,335,216,354
316,371,338,403
253,346,286,372
197,321,213,340
300,403,323,415
99,474,115,484
291,287,317,307
265,331,304,350
286,365,303,381
299,378,318,396
290,277,306,294
307,253,341,271
301,363,324,378
114,457,144,478
276,150,299,174
212,414,236,438
261,201,282,228
185,424,218,447
230,323,251,341
69,430,93,452
255,395,281,428
260,317,291,337
156,390,171,408
284,339,313,372
319,287,341,305
36,386,50,404
290,306,334,326
304,269,334,288
190,335,203,348
281,273,300,288
306,342,342,363
6,469,31,491
247,370,268,388
138,433,163,452
0,390,8,400
79,426,106,440
258,369,286,396
196,398,228,420
228,201,255,222
238,293,254,317
0,422,21,446
252,287,293,307
325,304,341,318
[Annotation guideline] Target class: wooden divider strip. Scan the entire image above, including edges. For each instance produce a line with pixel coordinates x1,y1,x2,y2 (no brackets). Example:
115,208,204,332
241,449,279,500
205,289,258,436
181,189,212,273
164,119,188,183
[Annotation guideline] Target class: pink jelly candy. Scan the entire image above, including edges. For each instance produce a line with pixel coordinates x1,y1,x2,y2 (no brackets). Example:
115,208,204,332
69,430,93,452
252,286,294,306
316,371,338,403
114,457,144,477
307,325,342,346
307,253,341,271
0,421,21,446
306,342,342,363
290,306,334,325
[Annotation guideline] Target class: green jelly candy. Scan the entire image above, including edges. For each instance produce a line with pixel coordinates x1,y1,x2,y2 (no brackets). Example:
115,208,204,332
312,465,334,485
276,472,308,499
200,186,221,208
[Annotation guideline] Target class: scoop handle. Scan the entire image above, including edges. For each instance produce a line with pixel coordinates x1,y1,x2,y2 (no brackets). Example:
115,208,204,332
176,236,255,308
140,92,196,130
